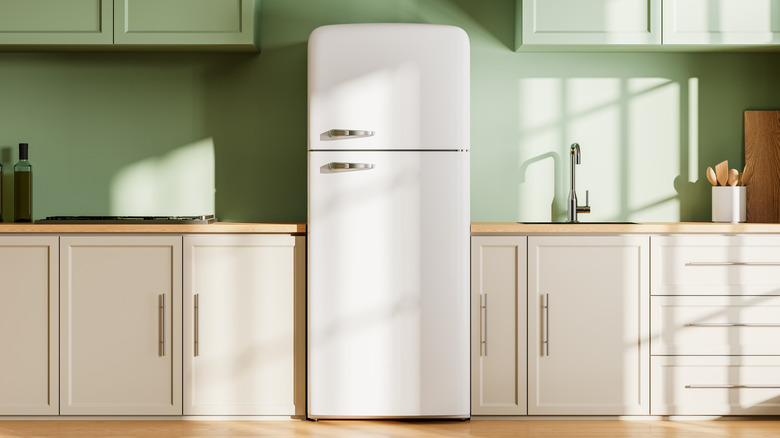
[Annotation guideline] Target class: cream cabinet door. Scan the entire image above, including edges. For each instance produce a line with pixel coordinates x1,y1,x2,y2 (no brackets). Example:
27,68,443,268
521,0,661,45
60,236,182,415
183,235,304,416
663,0,780,45
0,0,112,45
471,236,527,415
114,0,255,47
528,235,650,415
0,236,58,415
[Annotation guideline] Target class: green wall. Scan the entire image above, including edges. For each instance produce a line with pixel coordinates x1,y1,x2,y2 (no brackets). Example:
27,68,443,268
0,0,778,223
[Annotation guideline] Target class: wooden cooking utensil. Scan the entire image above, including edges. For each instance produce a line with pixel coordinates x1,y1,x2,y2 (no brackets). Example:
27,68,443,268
706,167,718,186
728,169,739,186
741,165,752,186
715,160,728,186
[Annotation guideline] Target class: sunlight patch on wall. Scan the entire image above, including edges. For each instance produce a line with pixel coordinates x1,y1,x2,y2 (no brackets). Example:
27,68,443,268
110,138,215,216
517,77,683,222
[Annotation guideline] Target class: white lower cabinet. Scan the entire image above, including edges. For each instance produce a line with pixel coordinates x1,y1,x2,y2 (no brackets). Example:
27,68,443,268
651,296,780,356
649,234,780,416
527,236,650,415
470,236,527,415
0,236,58,415
183,235,305,416
60,236,182,415
651,356,780,415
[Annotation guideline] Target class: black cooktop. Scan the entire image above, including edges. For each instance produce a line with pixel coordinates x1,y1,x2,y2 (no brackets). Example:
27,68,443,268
35,215,216,224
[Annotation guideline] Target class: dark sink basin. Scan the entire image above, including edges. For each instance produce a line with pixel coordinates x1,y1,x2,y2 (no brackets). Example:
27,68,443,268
519,221,637,224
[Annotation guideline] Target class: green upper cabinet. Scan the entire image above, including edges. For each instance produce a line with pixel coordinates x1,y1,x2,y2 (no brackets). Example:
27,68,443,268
519,0,661,47
517,0,780,50
0,0,112,45
114,0,256,49
663,0,780,45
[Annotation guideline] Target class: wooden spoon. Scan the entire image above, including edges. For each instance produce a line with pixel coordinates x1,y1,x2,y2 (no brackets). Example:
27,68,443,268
741,165,752,186
728,169,739,186
706,167,718,186
715,160,728,186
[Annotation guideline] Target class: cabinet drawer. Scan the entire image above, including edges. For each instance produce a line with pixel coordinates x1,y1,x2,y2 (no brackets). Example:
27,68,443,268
651,296,780,355
651,356,780,415
651,235,780,296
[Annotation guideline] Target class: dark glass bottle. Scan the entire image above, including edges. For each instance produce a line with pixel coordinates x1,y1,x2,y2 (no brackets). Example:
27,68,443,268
14,143,32,222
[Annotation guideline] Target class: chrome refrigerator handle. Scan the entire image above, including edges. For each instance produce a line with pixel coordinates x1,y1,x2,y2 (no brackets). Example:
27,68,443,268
328,162,375,170
328,129,375,138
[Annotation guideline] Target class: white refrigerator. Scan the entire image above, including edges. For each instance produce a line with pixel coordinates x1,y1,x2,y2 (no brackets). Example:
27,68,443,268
307,23,470,419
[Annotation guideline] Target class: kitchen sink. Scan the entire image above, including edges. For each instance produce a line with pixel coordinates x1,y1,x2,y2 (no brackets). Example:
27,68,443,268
519,221,637,224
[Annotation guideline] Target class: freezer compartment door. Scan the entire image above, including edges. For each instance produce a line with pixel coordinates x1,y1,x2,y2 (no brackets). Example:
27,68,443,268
307,24,469,151
307,150,470,418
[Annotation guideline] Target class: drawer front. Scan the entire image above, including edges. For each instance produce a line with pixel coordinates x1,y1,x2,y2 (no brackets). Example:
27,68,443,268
651,296,780,355
651,235,780,296
651,356,780,415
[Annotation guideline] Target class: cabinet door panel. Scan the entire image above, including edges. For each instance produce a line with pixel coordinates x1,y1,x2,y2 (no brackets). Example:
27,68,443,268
651,296,780,355
528,235,649,415
651,235,780,296
471,237,527,415
0,0,112,44
184,234,303,416
652,356,780,415
114,0,254,46
60,236,182,415
0,236,58,415
521,0,661,45
664,0,780,45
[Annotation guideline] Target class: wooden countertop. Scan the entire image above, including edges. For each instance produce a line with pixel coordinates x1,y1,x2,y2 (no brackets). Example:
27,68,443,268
0,222,306,234
471,222,780,234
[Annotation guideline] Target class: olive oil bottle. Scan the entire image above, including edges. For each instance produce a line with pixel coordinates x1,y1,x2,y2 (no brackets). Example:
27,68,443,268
14,143,32,222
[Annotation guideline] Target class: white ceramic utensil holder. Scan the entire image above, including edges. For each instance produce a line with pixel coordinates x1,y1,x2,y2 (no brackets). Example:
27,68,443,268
712,186,746,223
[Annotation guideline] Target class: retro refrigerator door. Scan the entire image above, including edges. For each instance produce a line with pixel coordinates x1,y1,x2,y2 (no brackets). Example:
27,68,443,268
307,24,469,151
307,150,470,418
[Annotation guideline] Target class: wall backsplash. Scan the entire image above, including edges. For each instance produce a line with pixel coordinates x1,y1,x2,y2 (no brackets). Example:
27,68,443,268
0,0,778,223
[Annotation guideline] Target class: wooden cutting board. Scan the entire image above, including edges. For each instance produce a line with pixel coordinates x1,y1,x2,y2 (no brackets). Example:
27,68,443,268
745,110,780,223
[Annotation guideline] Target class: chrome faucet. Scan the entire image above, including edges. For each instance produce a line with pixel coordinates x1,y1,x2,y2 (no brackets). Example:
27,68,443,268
567,143,591,223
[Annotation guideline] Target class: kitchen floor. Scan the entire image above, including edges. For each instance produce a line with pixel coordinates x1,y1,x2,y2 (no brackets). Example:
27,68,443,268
0,420,779,438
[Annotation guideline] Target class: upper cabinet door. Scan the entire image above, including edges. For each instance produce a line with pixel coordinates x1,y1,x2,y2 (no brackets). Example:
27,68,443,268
114,0,255,47
521,0,661,45
663,0,780,45
0,0,112,45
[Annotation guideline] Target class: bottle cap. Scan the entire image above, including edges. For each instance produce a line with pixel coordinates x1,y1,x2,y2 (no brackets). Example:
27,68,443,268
19,143,28,160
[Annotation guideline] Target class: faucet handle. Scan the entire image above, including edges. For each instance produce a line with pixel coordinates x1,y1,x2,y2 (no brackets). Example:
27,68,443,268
577,190,591,214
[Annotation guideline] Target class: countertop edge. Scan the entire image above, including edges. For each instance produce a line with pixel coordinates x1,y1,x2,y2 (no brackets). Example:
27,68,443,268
471,222,780,234
0,222,307,234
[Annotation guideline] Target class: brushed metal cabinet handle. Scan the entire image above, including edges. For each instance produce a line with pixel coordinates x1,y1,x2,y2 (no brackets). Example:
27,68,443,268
480,293,488,357
543,294,550,357
194,294,199,357
686,262,780,266
158,294,166,357
685,323,780,328
686,384,780,389
328,129,375,138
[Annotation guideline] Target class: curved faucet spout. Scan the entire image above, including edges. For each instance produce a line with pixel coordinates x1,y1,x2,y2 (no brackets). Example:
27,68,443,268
567,143,590,222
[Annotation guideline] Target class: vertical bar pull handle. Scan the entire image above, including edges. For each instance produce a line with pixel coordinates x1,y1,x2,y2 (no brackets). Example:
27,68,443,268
194,294,199,357
158,294,166,357
480,293,488,356
543,294,550,356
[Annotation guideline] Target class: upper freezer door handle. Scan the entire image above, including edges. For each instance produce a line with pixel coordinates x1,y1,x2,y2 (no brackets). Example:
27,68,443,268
327,162,376,171
328,129,375,138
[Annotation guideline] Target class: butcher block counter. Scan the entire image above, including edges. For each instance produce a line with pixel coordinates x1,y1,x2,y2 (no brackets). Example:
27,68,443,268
471,222,780,234
0,222,306,234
